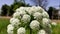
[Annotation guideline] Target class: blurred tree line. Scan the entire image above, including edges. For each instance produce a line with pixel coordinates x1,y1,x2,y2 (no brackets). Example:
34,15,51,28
1,0,30,16
0,0,58,19
1,0,48,16
48,7,59,19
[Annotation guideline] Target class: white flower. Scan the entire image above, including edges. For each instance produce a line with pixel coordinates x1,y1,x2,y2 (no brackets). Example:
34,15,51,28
26,6,39,15
42,11,49,18
27,8,37,15
16,8,26,17
33,12,42,20
51,22,57,26
30,20,40,30
42,18,51,25
19,10,26,17
37,6,44,13
13,12,21,19
25,7,31,12
16,7,25,12
19,7,25,10
16,8,20,12
10,18,20,26
10,18,15,23
17,27,26,34
38,30,46,34
21,14,31,23
7,24,14,34
25,6,44,15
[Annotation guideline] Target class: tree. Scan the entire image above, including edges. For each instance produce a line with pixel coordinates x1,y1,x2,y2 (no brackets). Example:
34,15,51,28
0,9,2,15
48,7,55,19
9,0,31,16
30,0,48,10
1,4,10,16
11,0,31,11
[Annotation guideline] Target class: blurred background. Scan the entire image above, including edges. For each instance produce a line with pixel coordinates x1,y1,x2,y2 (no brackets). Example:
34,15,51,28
0,0,60,34
0,0,60,20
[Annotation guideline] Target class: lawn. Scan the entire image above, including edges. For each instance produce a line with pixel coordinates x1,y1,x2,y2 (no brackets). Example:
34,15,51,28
52,23,60,34
0,18,10,34
0,18,60,34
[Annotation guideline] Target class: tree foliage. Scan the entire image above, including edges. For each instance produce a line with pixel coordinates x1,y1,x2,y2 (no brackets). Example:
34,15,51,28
47,7,58,19
1,4,10,16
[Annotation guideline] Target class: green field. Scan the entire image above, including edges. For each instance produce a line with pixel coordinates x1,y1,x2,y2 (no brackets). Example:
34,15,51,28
52,23,60,34
0,18,10,34
0,18,60,34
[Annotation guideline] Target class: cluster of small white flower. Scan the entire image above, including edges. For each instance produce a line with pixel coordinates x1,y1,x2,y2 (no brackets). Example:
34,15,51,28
7,6,56,34
10,18,20,26
7,24,14,34
17,27,26,34
38,30,47,34
30,20,40,30
21,14,31,23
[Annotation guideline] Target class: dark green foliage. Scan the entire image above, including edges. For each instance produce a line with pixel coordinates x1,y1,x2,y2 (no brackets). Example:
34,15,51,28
48,7,59,19
1,4,10,16
48,7,54,19
11,2,31,11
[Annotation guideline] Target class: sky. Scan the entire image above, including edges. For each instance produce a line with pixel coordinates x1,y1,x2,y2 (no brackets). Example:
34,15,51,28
47,0,59,9
0,0,60,10
0,0,14,8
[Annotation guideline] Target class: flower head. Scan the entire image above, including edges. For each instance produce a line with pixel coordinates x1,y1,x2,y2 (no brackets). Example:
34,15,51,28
16,8,20,12
38,30,46,34
21,14,31,23
42,18,51,25
10,18,20,26
7,24,14,34
13,12,21,19
16,7,26,17
17,27,26,34
33,12,42,20
27,8,37,15
42,11,49,18
30,20,40,30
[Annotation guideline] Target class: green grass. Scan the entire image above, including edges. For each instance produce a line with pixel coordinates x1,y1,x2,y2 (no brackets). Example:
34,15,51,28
0,18,60,34
52,23,60,34
0,18,10,34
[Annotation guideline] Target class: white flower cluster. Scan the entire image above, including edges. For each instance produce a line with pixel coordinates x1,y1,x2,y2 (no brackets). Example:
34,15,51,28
42,11,49,18
7,6,53,34
30,20,40,30
42,18,51,25
38,30,47,34
10,18,20,26
17,27,26,34
21,14,31,23
7,24,14,34
33,12,42,20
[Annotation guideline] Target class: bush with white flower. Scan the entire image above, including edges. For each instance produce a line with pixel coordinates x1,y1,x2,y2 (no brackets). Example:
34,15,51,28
7,6,56,34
